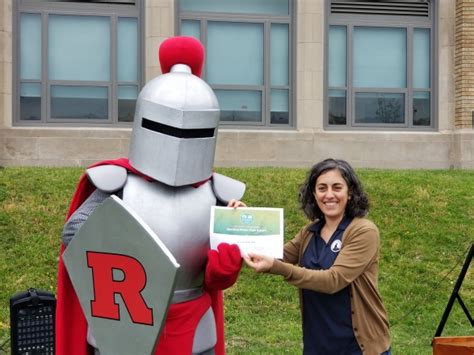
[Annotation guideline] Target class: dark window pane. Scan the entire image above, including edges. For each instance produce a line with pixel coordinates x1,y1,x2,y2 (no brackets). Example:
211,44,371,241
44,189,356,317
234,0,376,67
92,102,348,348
413,92,430,126
271,111,289,125
355,93,404,124
51,86,108,119
118,85,138,122
271,89,289,124
215,90,261,123
20,83,41,121
328,89,346,125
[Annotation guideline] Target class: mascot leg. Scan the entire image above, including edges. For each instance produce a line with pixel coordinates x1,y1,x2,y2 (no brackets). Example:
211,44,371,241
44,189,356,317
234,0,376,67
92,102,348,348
192,307,217,354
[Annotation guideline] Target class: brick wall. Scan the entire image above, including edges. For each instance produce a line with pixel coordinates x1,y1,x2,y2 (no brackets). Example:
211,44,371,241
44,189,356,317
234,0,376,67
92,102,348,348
455,0,474,128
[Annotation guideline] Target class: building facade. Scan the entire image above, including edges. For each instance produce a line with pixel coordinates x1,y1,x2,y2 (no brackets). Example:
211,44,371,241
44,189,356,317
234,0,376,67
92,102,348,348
1,0,473,169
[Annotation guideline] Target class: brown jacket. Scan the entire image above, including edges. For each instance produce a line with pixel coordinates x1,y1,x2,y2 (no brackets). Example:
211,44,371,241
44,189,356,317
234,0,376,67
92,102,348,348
270,218,390,355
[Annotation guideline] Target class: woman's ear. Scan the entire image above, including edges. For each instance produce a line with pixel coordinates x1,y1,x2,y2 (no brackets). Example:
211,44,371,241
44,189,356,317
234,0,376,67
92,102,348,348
348,187,353,200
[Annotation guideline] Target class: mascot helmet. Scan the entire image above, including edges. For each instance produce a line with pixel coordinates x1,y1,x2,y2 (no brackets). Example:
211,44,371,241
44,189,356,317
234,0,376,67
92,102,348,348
129,36,220,186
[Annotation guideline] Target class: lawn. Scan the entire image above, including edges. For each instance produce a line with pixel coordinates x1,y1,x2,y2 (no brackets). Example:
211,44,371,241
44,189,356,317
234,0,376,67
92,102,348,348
0,166,473,354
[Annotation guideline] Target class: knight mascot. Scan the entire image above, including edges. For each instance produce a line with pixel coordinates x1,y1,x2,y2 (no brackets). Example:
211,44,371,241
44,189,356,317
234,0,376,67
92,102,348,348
55,36,245,355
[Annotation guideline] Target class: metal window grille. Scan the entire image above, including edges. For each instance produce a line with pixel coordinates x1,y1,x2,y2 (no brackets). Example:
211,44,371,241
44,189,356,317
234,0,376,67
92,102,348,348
331,0,430,18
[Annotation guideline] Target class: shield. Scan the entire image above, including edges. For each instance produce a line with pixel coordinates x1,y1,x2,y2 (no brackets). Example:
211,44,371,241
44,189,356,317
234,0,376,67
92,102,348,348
63,195,179,355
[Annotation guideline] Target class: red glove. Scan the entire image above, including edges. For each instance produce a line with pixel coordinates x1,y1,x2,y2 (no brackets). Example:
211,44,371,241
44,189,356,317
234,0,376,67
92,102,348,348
204,243,242,291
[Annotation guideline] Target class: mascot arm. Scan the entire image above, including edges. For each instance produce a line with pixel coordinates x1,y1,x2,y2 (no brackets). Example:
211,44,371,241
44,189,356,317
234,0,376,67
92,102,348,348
62,166,127,247
204,243,242,291
206,174,246,289
62,190,110,247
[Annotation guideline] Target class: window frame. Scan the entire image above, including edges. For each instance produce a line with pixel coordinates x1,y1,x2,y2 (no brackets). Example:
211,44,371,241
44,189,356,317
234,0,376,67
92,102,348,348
324,0,437,131
177,1,296,129
13,0,143,127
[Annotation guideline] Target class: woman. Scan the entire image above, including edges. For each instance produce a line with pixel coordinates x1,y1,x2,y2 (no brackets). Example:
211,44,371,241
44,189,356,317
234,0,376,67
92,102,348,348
243,159,391,355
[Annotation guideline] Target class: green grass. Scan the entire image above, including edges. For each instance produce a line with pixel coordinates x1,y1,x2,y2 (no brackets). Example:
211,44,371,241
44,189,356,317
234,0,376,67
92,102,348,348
0,167,473,354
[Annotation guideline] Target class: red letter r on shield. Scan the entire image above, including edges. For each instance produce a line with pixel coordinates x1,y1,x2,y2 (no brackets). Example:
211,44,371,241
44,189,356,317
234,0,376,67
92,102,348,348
87,251,153,325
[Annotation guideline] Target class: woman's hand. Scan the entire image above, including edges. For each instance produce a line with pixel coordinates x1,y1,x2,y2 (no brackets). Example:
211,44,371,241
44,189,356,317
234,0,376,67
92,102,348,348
227,199,247,208
244,252,274,273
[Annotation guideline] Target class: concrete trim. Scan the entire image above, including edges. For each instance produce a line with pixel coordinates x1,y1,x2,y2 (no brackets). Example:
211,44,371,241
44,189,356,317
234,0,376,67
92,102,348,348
2,126,472,169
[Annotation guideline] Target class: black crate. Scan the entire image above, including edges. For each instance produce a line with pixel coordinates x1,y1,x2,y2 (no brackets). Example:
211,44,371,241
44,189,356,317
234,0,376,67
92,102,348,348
10,289,56,355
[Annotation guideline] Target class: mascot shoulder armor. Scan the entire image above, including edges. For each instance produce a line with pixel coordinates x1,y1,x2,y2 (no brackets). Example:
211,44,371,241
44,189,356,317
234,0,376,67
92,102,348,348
212,173,246,205
86,165,128,193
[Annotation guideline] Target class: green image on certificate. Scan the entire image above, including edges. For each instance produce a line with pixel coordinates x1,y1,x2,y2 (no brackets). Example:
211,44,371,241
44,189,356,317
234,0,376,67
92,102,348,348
213,208,282,236
210,206,284,258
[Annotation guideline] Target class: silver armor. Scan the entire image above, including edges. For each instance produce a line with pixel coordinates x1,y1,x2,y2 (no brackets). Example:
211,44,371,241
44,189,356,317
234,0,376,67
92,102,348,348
122,174,216,293
128,64,220,187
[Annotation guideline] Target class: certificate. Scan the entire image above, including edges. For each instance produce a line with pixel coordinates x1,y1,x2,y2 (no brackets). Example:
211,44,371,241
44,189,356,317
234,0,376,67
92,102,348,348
210,206,284,258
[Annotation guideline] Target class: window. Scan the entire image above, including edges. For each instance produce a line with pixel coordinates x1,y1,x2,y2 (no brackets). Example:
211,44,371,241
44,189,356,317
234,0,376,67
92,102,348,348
15,1,141,125
178,0,294,128
326,0,435,130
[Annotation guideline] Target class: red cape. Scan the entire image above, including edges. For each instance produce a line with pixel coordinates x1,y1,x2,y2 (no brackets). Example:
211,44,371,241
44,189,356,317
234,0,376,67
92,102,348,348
55,158,225,355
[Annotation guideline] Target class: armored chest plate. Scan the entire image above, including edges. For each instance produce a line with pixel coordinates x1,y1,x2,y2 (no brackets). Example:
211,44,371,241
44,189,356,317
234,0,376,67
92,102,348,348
122,175,216,290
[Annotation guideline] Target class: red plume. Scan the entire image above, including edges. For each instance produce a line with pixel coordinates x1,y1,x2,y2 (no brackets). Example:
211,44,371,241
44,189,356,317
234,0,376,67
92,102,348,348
159,36,204,78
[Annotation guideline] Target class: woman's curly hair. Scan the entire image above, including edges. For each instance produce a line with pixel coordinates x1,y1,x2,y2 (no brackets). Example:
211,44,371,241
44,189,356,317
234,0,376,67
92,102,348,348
299,158,369,221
